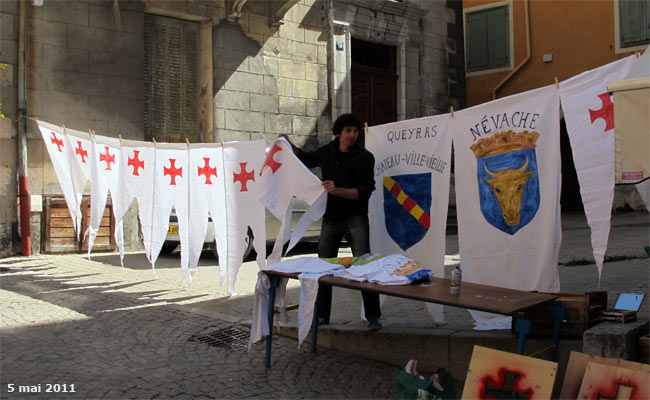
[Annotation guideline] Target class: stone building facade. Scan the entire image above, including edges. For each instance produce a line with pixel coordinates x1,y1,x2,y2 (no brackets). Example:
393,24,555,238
0,0,464,256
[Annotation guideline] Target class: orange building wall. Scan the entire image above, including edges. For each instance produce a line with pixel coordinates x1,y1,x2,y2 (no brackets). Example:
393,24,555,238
464,0,642,107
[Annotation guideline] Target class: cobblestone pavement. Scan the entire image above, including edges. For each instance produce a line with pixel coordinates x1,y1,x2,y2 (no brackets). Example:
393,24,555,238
0,255,397,399
1,210,648,399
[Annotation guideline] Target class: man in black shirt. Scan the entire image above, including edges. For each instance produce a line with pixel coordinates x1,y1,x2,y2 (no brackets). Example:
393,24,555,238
282,114,382,329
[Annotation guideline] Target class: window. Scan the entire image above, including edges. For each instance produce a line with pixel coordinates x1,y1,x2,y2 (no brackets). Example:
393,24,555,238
144,15,199,142
465,5,510,73
618,0,650,48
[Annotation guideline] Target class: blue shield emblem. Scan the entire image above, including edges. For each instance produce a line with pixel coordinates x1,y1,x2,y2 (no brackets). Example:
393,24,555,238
383,173,432,250
477,149,540,235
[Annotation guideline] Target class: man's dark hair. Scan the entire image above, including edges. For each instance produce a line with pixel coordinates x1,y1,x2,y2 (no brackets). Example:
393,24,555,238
332,113,363,136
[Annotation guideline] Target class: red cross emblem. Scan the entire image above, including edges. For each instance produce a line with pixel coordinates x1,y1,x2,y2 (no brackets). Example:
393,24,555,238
233,162,254,192
480,367,534,399
99,146,116,171
197,157,217,185
589,92,614,132
164,158,183,185
127,150,145,176
75,141,88,163
259,143,283,176
50,132,64,152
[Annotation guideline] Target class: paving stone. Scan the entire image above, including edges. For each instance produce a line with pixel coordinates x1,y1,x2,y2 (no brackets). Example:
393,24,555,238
1,211,648,398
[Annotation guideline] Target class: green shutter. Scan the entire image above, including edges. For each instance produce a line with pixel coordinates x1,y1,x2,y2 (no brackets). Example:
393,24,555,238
620,0,650,47
487,6,509,68
466,11,489,71
466,5,509,72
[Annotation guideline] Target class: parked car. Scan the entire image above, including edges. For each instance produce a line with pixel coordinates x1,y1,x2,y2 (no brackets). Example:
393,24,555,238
161,197,322,260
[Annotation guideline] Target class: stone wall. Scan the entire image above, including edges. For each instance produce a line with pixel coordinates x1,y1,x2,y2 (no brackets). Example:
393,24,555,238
0,0,457,255
212,0,330,150
0,0,145,255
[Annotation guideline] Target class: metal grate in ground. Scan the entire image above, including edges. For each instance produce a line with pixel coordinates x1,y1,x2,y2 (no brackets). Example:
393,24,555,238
188,327,249,350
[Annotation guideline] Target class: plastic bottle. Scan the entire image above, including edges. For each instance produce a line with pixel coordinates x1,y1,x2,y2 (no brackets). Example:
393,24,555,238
450,265,462,295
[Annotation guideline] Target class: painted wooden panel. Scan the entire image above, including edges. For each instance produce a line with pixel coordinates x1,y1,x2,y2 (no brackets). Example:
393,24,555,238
577,361,650,399
461,345,557,399
560,351,650,399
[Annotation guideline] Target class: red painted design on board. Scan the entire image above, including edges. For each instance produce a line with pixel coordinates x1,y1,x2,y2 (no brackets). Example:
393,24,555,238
589,377,639,399
478,367,534,399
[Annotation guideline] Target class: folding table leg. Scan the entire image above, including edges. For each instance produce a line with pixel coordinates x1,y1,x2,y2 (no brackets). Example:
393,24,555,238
310,301,319,353
515,318,530,355
264,275,278,368
550,302,565,362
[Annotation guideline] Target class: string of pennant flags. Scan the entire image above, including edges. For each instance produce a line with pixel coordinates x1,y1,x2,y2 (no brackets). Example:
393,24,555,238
36,53,645,312
37,119,326,292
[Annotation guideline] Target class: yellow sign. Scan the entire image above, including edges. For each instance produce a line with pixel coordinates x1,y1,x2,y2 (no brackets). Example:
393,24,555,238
167,225,179,235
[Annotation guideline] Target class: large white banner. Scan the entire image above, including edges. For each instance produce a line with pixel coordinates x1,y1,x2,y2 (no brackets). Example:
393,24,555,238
366,115,453,322
452,85,561,328
559,55,638,280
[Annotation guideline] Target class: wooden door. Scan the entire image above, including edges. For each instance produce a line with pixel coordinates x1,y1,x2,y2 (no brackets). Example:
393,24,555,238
351,39,397,145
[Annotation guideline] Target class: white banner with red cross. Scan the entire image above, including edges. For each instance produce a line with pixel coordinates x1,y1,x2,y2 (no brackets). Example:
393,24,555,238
87,135,122,258
151,143,190,284
37,121,80,237
63,128,92,239
114,140,156,265
559,55,638,280
220,140,267,293
258,137,326,266
187,144,225,285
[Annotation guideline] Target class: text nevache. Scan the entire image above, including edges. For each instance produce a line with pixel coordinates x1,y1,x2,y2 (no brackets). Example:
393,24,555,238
470,112,540,141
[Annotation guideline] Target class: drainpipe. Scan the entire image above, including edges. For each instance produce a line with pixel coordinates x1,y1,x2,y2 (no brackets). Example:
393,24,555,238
18,0,31,256
492,0,530,99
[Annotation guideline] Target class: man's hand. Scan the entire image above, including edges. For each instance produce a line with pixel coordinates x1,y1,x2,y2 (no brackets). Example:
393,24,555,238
322,180,336,193
322,180,359,200
277,133,298,154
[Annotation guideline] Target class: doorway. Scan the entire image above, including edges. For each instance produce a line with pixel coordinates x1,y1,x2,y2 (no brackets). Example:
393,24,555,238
351,39,397,143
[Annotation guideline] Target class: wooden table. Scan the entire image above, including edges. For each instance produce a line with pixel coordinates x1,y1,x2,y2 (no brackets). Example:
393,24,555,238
263,271,558,368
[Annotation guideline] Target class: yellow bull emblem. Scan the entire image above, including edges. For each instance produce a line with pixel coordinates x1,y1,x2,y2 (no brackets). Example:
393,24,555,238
483,157,534,227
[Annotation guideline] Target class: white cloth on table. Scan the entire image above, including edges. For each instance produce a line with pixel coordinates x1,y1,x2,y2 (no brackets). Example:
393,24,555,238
249,255,430,348
249,257,345,349
332,254,432,285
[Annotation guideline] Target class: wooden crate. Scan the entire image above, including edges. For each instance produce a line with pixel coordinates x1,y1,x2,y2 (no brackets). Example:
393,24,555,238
43,195,116,254
512,291,607,337
43,197,78,253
